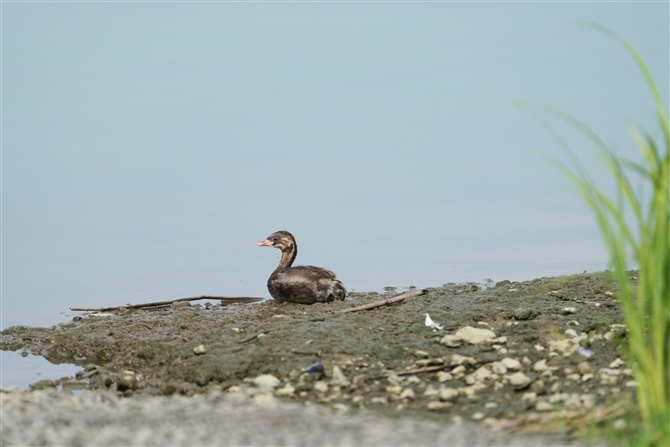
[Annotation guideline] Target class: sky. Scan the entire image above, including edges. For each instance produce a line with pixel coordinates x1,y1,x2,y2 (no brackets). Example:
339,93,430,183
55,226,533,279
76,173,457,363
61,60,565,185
2,1,669,329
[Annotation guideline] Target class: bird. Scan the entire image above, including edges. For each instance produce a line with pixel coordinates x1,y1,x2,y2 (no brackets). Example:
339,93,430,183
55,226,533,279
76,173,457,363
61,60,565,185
256,230,346,304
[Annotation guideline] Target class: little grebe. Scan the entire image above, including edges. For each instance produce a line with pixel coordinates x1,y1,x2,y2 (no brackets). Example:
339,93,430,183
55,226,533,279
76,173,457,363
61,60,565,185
257,231,346,304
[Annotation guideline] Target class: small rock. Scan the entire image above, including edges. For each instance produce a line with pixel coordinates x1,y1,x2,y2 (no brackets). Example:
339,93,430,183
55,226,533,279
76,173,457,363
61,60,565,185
532,359,548,372
484,402,498,409
371,396,388,404
501,358,522,371
564,394,582,411
471,411,485,421
427,401,453,411
521,392,537,402
609,358,625,369
275,384,295,396
530,379,545,394
577,361,593,375
535,401,554,412
399,388,415,400
513,308,532,320
561,307,577,314
386,385,402,394
254,375,280,390
116,370,137,391
564,329,578,338
313,381,329,393
193,344,207,355
436,371,453,382
491,362,508,375
351,395,364,404
330,366,350,387
439,388,459,401
472,366,492,382
440,334,463,347
414,350,430,358
508,372,532,389
625,380,638,388
451,365,466,376
581,373,594,382
455,326,497,344
581,394,595,409
450,354,476,365
567,373,581,382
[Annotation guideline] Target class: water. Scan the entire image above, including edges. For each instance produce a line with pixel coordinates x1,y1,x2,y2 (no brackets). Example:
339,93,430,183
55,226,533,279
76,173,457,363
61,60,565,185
2,2,668,388
1,351,82,390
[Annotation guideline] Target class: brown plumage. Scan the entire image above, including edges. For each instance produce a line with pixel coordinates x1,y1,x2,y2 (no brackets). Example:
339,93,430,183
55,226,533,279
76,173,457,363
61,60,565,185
256,230,346,304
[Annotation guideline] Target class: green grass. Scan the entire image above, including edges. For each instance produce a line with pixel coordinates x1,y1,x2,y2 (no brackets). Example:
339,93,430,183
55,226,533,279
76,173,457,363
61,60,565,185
537,25,669,446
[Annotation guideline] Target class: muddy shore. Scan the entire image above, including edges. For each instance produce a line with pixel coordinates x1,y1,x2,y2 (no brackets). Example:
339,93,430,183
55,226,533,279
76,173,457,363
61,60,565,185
1,271,634,445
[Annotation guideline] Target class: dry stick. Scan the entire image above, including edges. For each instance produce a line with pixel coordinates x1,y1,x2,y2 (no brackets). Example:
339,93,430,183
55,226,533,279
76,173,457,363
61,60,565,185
367,358,498,381
335,289,426,314
239,330,270,343
70,295,264,312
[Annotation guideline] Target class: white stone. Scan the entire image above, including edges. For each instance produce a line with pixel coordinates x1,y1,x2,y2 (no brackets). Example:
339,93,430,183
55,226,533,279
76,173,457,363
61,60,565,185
436,371,453,382
427,401,453,411
414,350,430,358
399,388,415,399
581,373,594,382
564,394,582,411
440,334,463,347
330,366,350,387
473,366,492,382
535,401,554,412
253,374,280,390
609,358,625,369
274,384,295,396
471,411,485,420
564,329,578,338
521,392,537,402
386,385,402,394
501,358,522,371
508,372,532,388
313,381,329,393
533,359,548,372
561,307,577,314
193,344,207,355
490,362,507,375
450,354,475,365
455,326,497,344
451,365,466,376
439,388,459,401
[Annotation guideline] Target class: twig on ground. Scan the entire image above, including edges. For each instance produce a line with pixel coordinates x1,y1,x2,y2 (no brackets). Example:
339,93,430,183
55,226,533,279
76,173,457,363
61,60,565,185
335,289,426,314
367,358,497,381
239,330,270,343
70,296,264,312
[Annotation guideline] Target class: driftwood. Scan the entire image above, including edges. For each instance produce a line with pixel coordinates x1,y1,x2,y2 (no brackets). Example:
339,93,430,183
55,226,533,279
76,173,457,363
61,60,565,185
70,295,264,312
239,330,270,343
335,289,426,314
367,358,497,381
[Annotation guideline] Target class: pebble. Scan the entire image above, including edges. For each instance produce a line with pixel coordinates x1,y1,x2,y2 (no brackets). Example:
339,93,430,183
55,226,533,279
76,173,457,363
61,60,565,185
513,308,532,320
581,374,594,382
330,367,350,387
254,375,281,390
313,381,329,393
561,307,577,314
521,392,537,402
399,388,415,400
439,388,459,401
501,358,522,371
193,344,207,355
386,386,402,394
535,401,553,412
507,372,532,389
455,326,497,344
274,384,295,397
440,334,463,347
426,401,452,411
609,358,625,368
484,402,498,409
471,412,485,421
563,329,578,338
370,396,388,404
116,370,137,391
530,380,545,394
577,361,593,375
450,354,475,365
564,394,582,411
413,350,429,358
436,371,453,382
472,366,492,382
491,362,507,375
532,360,548,372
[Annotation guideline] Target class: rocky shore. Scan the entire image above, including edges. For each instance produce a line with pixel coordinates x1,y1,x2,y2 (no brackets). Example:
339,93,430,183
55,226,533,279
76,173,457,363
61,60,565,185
1,271,633,445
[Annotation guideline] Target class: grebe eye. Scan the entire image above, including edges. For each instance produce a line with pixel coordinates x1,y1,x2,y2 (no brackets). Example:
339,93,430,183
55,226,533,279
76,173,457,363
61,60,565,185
272,237,278,241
